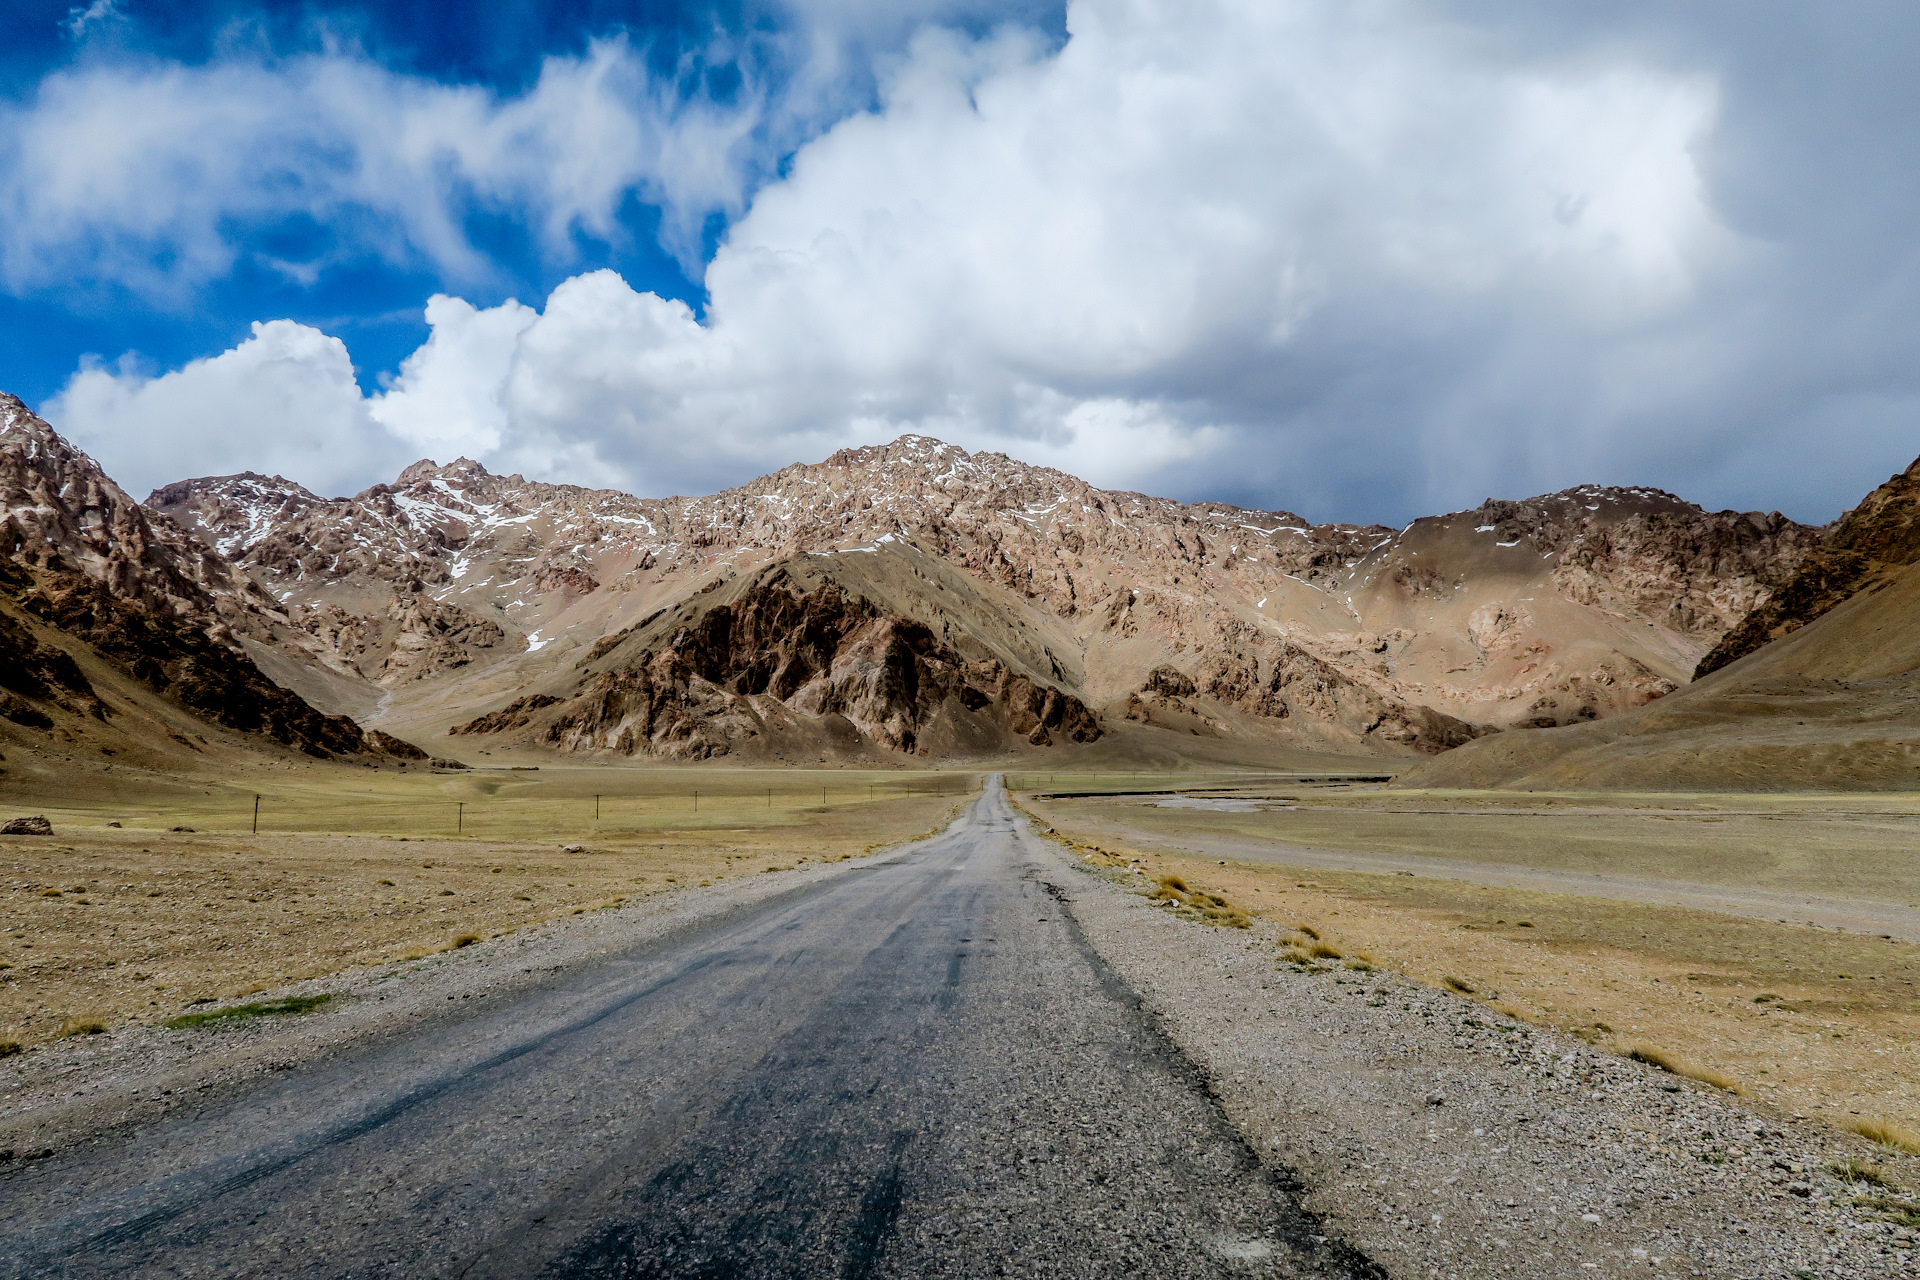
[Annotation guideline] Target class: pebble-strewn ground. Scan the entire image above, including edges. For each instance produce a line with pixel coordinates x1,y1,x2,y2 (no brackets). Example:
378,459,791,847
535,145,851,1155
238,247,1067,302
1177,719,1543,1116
1054,852,1919,1279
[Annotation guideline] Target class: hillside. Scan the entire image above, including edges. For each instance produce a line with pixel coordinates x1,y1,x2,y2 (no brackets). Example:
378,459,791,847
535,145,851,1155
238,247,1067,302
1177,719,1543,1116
1400,454,1920,791
146,434,1819,764
0,394,424,793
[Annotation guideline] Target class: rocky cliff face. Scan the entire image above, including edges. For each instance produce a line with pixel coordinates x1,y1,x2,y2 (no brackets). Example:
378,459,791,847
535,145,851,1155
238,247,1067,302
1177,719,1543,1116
1695,455,1920,678
145,431,1822,760
0,394,415,759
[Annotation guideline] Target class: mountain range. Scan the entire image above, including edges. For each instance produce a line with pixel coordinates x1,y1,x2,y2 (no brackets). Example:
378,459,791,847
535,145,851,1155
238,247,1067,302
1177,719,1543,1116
1,389,1849,780
1403,453,1920,791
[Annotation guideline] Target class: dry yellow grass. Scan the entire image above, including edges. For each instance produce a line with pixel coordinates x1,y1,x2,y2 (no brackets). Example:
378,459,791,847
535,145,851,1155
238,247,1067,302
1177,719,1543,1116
1847,1117,1920,1156
1624,1042,1745,1094
0,766,970,1047
1830,1158,1897,1188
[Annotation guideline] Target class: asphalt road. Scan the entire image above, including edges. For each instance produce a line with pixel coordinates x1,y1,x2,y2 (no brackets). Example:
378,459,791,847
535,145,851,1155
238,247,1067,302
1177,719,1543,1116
3,778,1383,1279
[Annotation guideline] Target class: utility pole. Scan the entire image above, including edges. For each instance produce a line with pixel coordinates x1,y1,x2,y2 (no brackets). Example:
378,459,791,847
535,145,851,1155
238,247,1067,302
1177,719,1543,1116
252,795,260,835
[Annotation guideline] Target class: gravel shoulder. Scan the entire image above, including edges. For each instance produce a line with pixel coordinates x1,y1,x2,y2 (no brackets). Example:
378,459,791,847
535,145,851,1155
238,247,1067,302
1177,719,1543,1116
1036,847,1920,1280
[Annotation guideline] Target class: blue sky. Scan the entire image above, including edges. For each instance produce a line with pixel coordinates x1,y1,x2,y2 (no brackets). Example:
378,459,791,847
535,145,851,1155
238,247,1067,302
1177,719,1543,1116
0,1,916,402
4,1,1919,525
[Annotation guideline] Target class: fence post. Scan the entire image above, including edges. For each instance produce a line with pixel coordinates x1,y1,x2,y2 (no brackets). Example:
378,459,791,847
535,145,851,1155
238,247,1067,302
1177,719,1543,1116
694,789,699,812
252,794,260,835
457,801,464,835
595,794,600,821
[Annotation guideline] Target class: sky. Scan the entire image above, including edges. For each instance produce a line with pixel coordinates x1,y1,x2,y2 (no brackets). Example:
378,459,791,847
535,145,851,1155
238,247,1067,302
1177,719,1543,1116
2,1,1918,526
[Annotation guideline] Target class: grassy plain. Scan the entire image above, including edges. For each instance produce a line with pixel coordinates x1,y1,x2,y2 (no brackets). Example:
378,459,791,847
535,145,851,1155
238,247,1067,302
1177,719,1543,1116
0,764,973,1047
1023,778,1920,1139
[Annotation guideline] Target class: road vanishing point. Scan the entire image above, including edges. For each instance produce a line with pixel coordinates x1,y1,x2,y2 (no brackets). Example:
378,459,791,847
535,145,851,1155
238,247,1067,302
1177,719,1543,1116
4,778,1383,1279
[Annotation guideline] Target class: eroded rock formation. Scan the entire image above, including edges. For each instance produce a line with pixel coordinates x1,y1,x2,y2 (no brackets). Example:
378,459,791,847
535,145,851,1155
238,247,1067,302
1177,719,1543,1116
454,574,1099,759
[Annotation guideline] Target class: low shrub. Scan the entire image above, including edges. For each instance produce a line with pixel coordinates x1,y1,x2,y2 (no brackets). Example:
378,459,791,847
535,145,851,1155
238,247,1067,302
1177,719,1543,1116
162,994,332,1030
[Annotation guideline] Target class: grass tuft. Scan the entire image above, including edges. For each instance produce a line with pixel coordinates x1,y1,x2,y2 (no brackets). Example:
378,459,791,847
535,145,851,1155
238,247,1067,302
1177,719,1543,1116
1442,975,1476,995
162,994,332,1030
1830,1159,1896,1188
1845,1116,1920,1156
58,1016,107,1038
1852,1194,1920,1228
0,1039,22,1056
452,933,480,948
1625,1042,1744,1094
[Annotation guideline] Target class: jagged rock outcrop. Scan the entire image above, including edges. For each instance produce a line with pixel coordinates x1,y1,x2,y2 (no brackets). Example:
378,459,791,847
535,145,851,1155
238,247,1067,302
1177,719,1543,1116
0,570,101,726
1460,487,1820,640
0,394,416,759
1248,643,1486,752
1696,456,1920,678
453,573,1100,759
290,590,515,686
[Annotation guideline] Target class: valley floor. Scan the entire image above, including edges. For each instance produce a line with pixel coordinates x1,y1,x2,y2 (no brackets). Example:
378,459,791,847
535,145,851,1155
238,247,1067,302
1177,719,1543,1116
0,778,1911,1278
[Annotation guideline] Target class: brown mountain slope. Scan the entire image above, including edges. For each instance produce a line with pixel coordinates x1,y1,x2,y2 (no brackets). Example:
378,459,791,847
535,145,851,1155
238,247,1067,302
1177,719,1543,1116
1399,453,1920,792
0,394,424,775
1694,455,1920,678
145,434,1820,763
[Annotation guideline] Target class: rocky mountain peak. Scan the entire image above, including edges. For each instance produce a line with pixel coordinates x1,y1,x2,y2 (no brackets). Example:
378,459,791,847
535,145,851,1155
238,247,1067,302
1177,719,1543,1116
0,393,419,761
394,457,493,487
1,394,246,624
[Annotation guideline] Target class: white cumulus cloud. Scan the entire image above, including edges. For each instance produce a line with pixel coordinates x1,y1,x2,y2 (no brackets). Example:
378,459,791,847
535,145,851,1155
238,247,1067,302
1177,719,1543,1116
57,0,1873,524
50,321,410,498
364,0,1733,506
